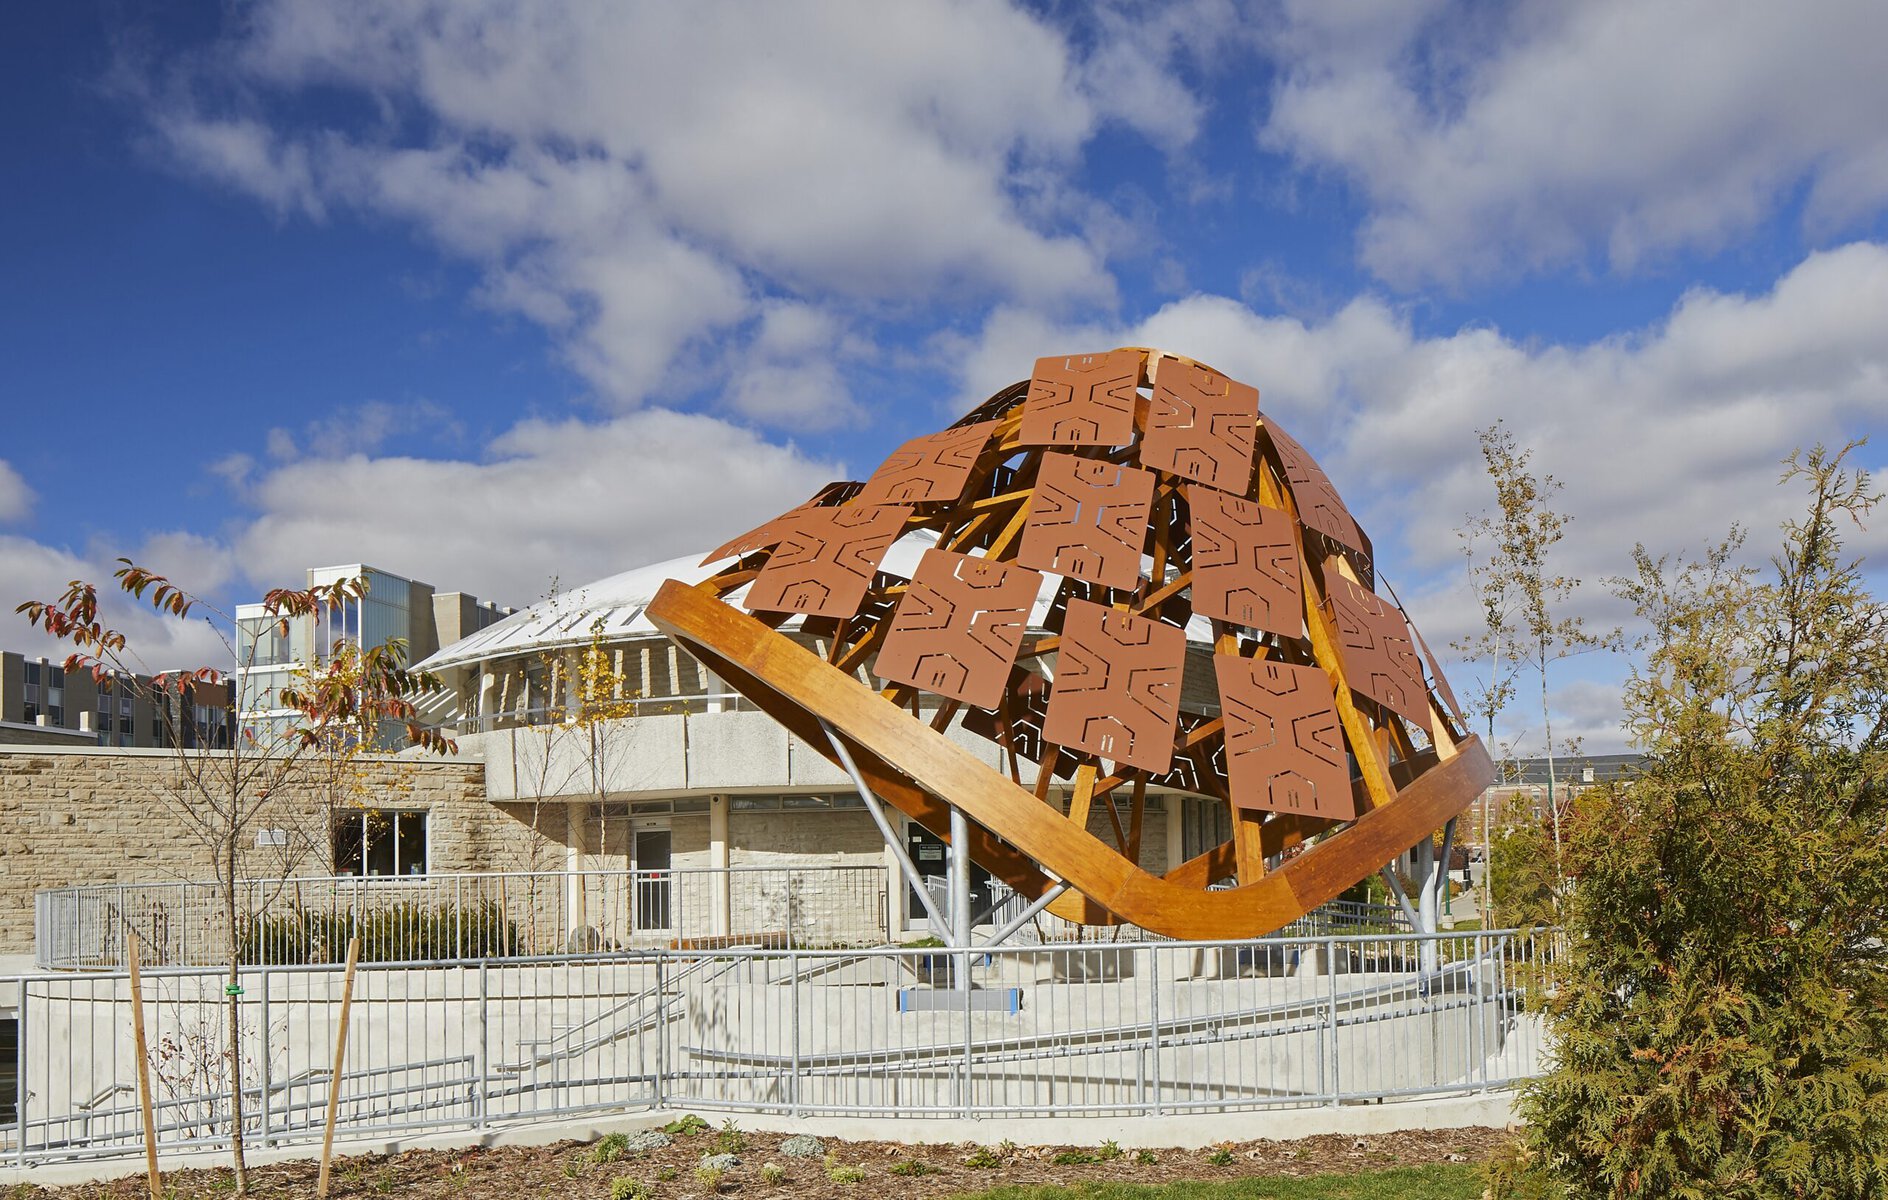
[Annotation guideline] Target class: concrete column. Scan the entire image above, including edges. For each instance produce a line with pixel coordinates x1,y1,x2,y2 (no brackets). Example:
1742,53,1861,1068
1166,797,1185,871
709,793,731,935
565,799,588,935
884,816,906,940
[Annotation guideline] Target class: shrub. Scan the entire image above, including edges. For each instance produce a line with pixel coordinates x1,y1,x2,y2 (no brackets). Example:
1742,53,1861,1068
661,1114,710,1137
713,1119,746,1154
608,1178,648,1200
592,1133,629,1165
759,1163,787,1185
888,1160,936,1176
1495,445,1888,1198
240,899,520,964
826,1164,866,1184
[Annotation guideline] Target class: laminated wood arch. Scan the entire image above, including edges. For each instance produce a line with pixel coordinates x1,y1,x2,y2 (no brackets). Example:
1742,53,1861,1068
646,348,1494,939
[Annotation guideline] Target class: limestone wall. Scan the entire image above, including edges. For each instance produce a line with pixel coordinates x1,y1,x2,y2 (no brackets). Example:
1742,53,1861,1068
0,746,500,956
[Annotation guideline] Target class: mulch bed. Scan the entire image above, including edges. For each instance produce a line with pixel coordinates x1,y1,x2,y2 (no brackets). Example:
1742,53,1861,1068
20,1123,1512,1199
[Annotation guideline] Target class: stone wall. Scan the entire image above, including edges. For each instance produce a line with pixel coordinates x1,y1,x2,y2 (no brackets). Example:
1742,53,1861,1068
0,746,508,957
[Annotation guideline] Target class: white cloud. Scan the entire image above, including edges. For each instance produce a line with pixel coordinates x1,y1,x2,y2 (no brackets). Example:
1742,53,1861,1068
954,241,1888,751
0,460,32,523
230,408,842,605
138,1,1210,422
0,536,233,673
1260,2,1888,286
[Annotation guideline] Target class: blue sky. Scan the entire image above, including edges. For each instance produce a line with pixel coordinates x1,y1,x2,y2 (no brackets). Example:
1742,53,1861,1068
4,1,1886,754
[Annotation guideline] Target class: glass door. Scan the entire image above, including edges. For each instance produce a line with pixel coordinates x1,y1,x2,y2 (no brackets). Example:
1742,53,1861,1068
632,825,673,931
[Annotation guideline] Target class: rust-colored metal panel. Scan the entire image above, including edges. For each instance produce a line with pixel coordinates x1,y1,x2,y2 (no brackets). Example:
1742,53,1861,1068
855,420,999,506
874,548,1040,708
1020,350,1141,446
1141,357,1258,491
1017,453,1155,591
1215,654,1354,820
701,481,859,565
1320,563,1429,727
1188,485,1303,638
743,503,913,619
1043,599,1184,773
1262,418,1369,560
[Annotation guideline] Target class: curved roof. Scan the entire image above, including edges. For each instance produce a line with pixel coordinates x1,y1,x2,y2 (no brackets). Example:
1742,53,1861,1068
420,530,1215,675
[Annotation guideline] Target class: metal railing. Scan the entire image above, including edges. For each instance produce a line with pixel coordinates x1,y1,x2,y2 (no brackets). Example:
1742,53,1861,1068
0,928,1559,1166
446,694,752,734
35,867,891,970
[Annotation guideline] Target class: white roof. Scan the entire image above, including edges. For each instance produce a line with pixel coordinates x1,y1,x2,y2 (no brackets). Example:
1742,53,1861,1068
418,530,1212,674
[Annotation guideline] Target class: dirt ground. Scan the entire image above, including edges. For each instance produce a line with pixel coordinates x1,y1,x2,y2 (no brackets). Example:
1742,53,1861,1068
15,1122,1512,1200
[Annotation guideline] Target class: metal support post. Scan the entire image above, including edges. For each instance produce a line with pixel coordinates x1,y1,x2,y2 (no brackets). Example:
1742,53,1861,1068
477,960,489,1130
1379,865,1422,931
653,954,667,1110
789,948,802,1117
980,881,1069,947
1148,946,1162,1115
820,720,953,942
949,805,972,952
258,969,272,1147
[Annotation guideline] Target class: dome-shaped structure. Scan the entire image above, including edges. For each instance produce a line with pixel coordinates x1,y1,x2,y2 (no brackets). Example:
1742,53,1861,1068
648,347,1493,939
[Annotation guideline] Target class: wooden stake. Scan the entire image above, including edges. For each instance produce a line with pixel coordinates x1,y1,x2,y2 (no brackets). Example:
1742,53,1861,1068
128,939,161,1200
316,934,363,1200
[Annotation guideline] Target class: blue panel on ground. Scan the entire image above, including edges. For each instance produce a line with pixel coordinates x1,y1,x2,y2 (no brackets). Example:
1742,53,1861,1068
898,987,1022,1013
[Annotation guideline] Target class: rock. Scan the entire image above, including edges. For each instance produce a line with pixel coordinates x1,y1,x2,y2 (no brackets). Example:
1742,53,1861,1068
699,1153,741,1171
780,1135,825,1159
624,1129,672,1153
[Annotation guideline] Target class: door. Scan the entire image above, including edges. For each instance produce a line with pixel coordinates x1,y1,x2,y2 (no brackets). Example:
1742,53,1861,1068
632,827,672,930
904,823,993,926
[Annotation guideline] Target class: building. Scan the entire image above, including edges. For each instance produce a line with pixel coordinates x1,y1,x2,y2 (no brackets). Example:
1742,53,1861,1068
234,563,511,744
1462,752,1645,852
0,650,233,750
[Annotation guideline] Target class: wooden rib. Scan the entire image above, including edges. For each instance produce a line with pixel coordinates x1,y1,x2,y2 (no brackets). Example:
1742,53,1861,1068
1067,762,1098,830
647,578,1492,939
963,487,1034,514
1134,569,1192,616
983,494,1036,562
1232,809,1268,883
1099,781,1129,852
929,698,961,734
943,509,995,552
1290,521,1397,809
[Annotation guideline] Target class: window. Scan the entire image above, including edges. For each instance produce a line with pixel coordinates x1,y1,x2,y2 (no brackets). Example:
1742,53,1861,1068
332,810,428,877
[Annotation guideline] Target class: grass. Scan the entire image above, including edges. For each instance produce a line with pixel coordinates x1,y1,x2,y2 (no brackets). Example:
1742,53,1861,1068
945,1163,1482,1199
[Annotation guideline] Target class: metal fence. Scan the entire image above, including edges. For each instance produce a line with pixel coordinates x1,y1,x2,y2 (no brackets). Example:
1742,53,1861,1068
0,929,1558,1167
34,867,891,970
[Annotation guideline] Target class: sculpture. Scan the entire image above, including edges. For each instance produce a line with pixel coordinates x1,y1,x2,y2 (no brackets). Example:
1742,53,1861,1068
647,348,1492,940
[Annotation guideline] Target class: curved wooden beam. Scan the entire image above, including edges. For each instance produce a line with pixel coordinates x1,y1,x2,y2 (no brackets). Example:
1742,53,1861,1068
650,579,1494,940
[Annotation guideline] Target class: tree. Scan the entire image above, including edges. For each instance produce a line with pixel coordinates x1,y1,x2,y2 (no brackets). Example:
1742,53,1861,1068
1492,443,1888,1198
17,561,453,1195
1457,422,1616,882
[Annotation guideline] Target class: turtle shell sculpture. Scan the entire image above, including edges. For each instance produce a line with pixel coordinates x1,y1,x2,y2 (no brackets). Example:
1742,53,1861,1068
646,348,1494,939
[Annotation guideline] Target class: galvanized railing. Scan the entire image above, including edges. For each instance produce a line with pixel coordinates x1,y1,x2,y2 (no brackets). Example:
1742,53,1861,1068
34,867,891,970
0,929,1559,1167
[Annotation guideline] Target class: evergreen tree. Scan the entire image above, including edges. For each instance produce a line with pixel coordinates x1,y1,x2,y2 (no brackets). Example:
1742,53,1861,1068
1493,443,1888,1197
